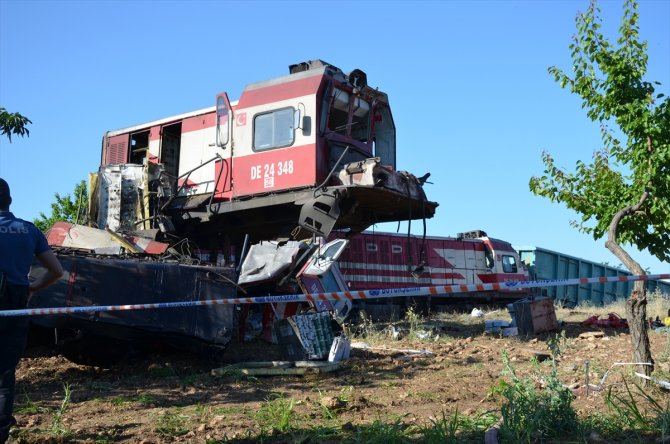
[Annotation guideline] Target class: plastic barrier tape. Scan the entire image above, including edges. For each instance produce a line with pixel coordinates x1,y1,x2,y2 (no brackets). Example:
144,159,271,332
1,273,668,318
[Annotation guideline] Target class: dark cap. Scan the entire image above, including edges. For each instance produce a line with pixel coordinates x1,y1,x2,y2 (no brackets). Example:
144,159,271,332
0,178,10,209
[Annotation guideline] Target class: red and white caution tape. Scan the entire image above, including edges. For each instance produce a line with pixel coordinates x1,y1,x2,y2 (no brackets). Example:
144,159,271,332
1,273,668,318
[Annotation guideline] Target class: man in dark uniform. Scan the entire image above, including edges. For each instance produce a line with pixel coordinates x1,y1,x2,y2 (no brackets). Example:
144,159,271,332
0,178,63,443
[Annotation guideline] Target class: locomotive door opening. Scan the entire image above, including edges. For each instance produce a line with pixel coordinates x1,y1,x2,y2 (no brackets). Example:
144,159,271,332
160,122,182,193
214,92,233,198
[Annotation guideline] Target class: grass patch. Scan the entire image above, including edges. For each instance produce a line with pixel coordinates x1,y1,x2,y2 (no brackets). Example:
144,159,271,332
554,288,669,321
412,391,439,401
92,426,121,443
352,414,415,443
497,350,580,443
50,382,73,436
154,410,190,438
256,393,297,434
658,331,670,365
605,379,670,440
317,387,352,420
110,393,157,407
14,388,48,414
344,310,387,344
212,405,249,416
420,408,498,443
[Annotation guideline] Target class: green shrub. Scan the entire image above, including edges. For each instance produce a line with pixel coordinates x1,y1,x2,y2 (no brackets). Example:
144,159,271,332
498,351,579,443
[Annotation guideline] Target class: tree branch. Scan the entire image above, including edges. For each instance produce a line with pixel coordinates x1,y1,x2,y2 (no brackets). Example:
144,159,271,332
604,190,648,275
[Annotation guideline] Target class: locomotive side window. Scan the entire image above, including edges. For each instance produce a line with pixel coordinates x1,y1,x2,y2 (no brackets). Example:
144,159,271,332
253,107,295,151
502,255,518,273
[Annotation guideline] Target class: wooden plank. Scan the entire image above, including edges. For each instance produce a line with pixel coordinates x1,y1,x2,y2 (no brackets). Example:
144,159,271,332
241,362,342,376
211,361,342,377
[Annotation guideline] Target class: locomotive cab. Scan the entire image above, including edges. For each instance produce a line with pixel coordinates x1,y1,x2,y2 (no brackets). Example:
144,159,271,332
318,66,396,172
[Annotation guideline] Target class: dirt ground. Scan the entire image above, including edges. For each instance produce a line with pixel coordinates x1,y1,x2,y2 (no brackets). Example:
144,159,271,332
8,305,670,443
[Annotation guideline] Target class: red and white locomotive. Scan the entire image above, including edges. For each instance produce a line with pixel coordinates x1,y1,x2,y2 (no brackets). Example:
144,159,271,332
97,60,436,246
330,229,528,300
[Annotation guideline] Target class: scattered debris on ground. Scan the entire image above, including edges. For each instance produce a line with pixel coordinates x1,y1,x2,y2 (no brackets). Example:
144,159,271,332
10,307,670,443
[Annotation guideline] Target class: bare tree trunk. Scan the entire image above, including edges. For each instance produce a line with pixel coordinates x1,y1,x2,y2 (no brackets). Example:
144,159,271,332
625,287,653,377
606,191,654,378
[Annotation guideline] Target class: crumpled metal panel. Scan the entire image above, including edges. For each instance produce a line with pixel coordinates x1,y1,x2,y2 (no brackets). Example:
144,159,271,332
28,254,237,352
337,157,428,203
97,164,164,232
46,222,169,255
238,241,309,286
98,164,141,231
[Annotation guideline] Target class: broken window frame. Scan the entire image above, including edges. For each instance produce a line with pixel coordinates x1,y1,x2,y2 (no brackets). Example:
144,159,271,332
326,87,351,135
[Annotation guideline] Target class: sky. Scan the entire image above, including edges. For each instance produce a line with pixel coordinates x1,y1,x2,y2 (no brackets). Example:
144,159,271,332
0,0,668,275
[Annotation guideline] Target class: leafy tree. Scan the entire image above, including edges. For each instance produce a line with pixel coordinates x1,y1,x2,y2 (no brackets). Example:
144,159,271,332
34,180,88,232
530,0,669,378
0,107,32,142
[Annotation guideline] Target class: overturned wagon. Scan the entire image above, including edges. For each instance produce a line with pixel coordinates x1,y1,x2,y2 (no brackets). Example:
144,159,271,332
29,253,237,366
28,226,353,365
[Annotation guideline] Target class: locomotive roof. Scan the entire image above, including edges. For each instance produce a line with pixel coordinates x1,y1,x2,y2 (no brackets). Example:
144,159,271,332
106,61,388,137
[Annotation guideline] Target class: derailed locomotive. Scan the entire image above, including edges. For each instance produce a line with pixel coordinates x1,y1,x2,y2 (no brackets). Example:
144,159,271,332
95,59,436,245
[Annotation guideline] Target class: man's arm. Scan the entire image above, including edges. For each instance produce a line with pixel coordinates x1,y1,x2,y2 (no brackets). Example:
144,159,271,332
30,250,63,293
